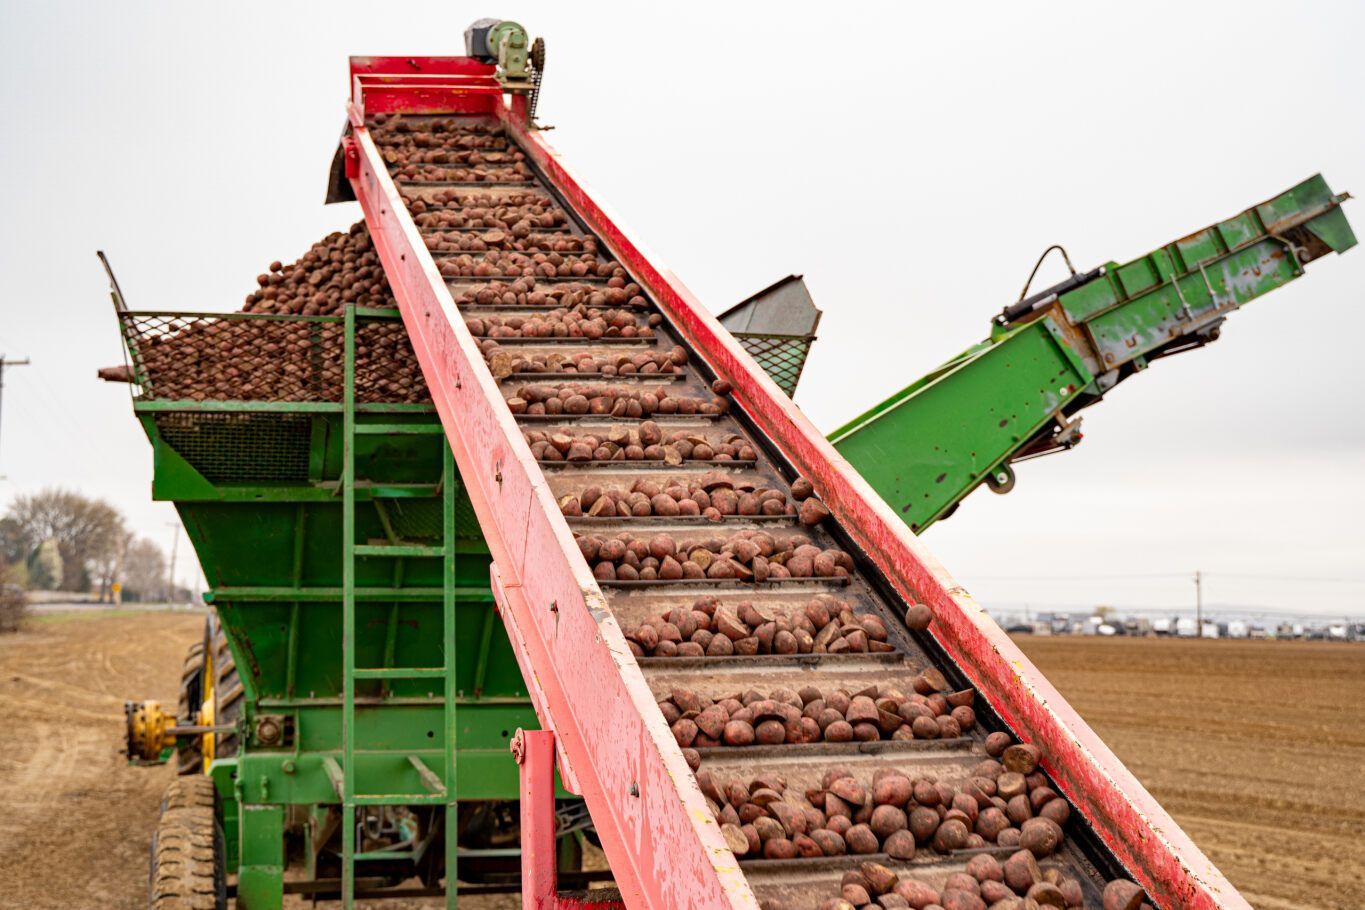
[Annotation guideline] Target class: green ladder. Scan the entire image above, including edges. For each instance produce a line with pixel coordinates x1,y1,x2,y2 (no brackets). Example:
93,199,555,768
340,305,459,908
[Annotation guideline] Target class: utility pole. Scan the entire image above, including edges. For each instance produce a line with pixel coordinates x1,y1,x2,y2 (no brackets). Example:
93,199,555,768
0,354,31,475
165,522,181,605
1194,570,1203,637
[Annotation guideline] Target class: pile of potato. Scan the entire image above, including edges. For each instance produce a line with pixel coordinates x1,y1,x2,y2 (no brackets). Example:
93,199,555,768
468,306,654,341
390,161,532,183
424,228,592,255
240,223,395,317
371,116,530,181
558,473,793,520
435,248,619,279
383,146,524,169
455,277,643,309
369,114,507,152
580,530,844,583
507,379,723,418
804,855,1097,910
808,865,1150,910
489,349,675,378
135,222,434,403
408,191,567,231
526,426,757,463
628,595,894,658
697,749,1075,861
659,672,974,746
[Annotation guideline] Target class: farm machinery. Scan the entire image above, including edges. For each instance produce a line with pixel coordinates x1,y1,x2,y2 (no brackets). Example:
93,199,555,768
111,19,1353,910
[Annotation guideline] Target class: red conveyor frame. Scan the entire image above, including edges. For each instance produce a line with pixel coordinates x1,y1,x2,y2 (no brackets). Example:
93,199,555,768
342,56,1249,910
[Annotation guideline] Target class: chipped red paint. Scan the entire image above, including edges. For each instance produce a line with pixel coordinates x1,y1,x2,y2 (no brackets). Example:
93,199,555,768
345,71,756,910
514,728,628,910
513,728,559,908
348,56,502,117
495,95,1251,910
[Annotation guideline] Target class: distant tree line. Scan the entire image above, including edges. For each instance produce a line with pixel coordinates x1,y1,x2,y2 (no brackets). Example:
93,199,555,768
0,488,171,602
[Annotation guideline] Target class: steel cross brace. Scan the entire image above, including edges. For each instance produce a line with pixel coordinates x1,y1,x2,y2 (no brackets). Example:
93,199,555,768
511,729,624,910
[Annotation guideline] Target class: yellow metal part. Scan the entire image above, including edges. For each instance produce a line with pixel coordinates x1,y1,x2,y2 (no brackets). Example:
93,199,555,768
201,633,217,768
126,699,176,761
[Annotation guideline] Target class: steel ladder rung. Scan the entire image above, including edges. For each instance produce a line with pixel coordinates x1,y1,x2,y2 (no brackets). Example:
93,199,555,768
353,544,446,558
353,666,446,680
341,303,458,909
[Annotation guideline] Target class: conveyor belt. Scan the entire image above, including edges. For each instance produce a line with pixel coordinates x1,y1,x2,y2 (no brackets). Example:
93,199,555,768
342,59,1250,910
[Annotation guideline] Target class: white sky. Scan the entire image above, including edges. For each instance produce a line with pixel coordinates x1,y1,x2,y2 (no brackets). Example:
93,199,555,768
1,2,1362,614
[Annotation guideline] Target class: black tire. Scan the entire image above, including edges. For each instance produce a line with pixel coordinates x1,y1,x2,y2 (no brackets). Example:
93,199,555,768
161,776,217,815
174,635,206,776
208,614,244,760
149,779,226,909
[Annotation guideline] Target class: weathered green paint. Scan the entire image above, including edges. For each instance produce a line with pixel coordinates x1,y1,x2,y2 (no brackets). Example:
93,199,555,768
830,175,1354,533
126,316,536,907
211,759,240,875
235,803,285,909
830,318,1092,531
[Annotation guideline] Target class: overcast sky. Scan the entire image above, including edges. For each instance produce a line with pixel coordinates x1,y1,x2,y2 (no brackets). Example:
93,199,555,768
1,2,1361,615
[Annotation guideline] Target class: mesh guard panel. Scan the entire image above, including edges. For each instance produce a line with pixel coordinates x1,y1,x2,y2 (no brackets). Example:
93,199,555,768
155,412,312,483
733,333,815,397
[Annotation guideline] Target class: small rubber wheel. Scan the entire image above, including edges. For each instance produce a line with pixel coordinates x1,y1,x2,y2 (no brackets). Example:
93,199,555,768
149,778,226,909
985,464,1016,495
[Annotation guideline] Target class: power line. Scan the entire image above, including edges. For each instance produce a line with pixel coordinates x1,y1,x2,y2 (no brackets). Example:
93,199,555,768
0,354,32,476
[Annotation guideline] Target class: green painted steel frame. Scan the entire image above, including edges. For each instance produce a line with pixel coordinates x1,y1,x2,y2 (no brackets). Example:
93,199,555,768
339,305,460,909
119,310,539,909
830,317,1092,531
830,174,1354,533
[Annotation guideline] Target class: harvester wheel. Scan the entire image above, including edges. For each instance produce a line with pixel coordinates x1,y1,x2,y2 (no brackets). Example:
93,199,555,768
208,615,244,760
149,781,226,909
174,637,206,776
161,775,217,814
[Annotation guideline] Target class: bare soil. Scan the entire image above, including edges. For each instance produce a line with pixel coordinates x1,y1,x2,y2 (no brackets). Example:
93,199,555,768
1,610,1360,909
0,608,202,909
1016,634,1365,910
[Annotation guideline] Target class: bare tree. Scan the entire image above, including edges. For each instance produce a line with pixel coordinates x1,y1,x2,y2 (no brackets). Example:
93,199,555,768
121,537,168,602
4,489,126,592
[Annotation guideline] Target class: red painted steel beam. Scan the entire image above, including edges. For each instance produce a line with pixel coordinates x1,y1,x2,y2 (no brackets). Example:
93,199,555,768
494,97,1252,910
513,728,627,910
345,99,756,908
512,728,559,908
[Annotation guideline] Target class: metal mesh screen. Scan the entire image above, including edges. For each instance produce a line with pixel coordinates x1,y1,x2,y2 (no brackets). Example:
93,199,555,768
120,312,429,404
155,412,312,483
734,333,815,397
385,490,485,541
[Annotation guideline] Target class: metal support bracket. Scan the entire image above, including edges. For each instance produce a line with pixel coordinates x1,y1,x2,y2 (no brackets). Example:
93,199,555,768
511,728,623,910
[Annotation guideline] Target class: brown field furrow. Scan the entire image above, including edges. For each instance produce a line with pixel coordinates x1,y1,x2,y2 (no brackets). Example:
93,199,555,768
1,611,1362,908
1017,635,1365,910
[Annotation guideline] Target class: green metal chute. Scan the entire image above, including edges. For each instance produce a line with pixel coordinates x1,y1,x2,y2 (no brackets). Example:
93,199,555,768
828,174,1354,532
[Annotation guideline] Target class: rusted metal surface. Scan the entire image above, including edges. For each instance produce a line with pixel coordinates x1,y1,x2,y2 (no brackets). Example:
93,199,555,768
494,99,1251,910
345,90,757,909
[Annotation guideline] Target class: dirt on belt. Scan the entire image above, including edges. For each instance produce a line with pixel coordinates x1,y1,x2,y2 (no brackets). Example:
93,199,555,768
2,610,1361,909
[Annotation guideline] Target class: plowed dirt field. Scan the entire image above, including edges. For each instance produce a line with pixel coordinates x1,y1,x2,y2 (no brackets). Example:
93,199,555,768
1,610,1360,908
